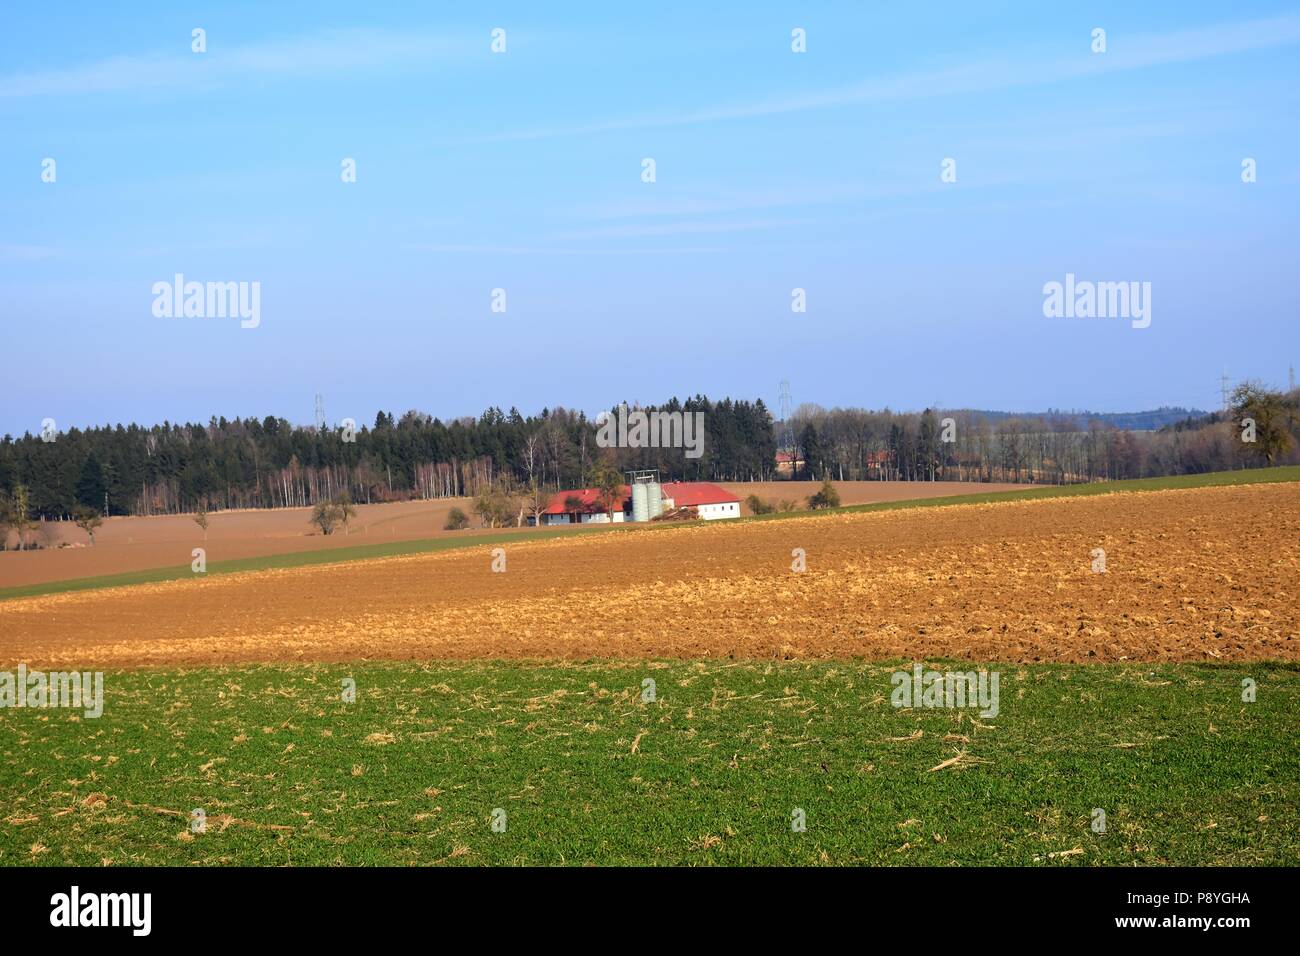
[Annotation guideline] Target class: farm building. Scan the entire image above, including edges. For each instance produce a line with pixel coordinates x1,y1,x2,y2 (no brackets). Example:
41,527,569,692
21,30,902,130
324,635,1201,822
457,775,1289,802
775,451,804,476
539,486,631,525
537,481,740,525
660,481,741,519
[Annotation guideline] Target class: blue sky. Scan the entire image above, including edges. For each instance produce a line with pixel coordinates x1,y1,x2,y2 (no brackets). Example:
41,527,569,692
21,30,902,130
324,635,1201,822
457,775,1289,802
2,1,1298,435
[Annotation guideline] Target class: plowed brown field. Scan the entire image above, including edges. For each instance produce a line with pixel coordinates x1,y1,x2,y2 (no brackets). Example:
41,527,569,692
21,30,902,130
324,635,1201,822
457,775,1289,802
2,483,1296,668
0,480,1016,588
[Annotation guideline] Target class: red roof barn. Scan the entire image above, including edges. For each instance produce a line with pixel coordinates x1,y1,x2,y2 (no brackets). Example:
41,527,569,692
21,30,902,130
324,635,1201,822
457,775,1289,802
535,481,740,525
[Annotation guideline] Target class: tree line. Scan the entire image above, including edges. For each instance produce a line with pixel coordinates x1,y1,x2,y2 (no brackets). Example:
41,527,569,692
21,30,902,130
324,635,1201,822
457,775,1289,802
1,385,1293,540
0,396,776,522
788,383,1298,484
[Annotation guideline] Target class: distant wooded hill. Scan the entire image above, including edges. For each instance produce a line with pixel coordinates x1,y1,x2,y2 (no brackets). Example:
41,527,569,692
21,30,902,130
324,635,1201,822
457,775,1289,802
952,407,1210,431
6,390,1294,527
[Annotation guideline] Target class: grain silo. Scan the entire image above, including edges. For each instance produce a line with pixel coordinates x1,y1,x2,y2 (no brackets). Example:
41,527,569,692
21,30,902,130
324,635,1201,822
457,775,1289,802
631,481,650,523
626,469,663,522
646,479,663,518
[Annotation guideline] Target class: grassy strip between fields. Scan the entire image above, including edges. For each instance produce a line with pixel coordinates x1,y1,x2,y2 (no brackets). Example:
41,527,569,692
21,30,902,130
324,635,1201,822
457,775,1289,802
772,463,1300,518
1,660,1295,866
2,465,1297,602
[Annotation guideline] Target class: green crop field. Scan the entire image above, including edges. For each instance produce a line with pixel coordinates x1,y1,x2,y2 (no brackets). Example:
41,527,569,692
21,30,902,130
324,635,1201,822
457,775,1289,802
2,660,1295,866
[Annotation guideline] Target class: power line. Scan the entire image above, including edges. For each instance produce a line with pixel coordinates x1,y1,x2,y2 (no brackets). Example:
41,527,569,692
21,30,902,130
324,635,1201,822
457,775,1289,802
778,379,794,455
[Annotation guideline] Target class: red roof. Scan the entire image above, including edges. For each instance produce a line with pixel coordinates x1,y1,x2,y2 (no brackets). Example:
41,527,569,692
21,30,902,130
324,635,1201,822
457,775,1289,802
660,481,738,507
542,481,738,514
543,486,630,515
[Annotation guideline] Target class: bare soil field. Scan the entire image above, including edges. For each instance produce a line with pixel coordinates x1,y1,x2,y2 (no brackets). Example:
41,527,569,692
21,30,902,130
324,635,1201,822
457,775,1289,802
2,482,1295,668
723,480,1019,511
0,497,536,589
0,480,1015,588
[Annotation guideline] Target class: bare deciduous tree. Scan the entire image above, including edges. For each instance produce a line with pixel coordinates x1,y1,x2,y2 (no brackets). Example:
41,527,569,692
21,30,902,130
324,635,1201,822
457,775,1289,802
526,479,552,527
7,485,33,551
74,506,104,545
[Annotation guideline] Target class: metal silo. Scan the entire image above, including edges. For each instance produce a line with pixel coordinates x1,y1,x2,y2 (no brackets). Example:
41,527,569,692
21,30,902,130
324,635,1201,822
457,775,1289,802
646,480,663,518
632,481,650,522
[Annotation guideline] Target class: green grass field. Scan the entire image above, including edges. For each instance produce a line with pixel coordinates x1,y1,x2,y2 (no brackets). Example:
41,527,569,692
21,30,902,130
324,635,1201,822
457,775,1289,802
3,465,1298,603
2,660,1295,866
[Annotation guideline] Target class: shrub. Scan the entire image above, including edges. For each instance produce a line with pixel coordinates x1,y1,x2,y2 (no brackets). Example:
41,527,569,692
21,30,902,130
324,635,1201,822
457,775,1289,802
807,478,841,510
310,500,338,535
193,504,210,539
444,506,470,530
472,492,515,528
745,494,777,515
311,494,362,536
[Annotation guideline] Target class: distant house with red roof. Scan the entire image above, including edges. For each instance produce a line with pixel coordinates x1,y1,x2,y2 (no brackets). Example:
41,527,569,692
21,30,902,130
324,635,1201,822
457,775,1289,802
537,481,739,525
775,451,804,476
866,450,893,476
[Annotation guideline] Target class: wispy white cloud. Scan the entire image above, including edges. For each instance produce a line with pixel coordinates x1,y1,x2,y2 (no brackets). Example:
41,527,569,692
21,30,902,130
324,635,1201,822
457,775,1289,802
409,243,733,256
571,172,1041,232
584,183,901,220
0,28,472,98
455,14,1300,144
550,217,812,241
